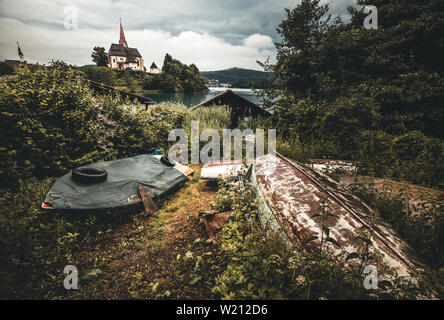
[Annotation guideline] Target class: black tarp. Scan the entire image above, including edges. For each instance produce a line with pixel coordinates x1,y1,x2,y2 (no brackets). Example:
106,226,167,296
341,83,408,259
43,155,188,212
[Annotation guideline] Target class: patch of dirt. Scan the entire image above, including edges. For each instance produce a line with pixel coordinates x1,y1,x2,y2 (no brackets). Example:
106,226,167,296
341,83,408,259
69,164,218,299
306,159,442,215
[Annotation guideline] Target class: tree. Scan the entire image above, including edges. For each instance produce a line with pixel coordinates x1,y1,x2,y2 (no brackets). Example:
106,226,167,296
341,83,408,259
257,0,444,187
274,0,331,97
162,53,173,73
80,66,116,85
91,46,108,67
264,0,444,137
155,53,206,92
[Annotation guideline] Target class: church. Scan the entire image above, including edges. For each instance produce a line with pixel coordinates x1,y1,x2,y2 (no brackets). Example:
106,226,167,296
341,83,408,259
108,20,145,71
4,42,31,70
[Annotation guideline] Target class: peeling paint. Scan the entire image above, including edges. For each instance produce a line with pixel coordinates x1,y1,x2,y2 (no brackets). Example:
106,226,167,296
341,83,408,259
254,153,433,278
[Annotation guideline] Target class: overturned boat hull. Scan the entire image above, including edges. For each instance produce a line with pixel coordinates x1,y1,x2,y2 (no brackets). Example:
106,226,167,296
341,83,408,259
253,152,432,278
42,155,190,213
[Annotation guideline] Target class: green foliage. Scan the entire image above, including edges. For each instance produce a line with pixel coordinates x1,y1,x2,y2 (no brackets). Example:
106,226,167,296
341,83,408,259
349,182,444,271
275,136,311,163
210,179,432,299
0,62,111,186
0,62,189,189
184,106,231,158
356,131,444,187
150,53,206,92
259,0,444,188
143,72,177,92
311,195,341,252
115,68,147,88
79,66,117,85
91,46,108,67
146,102,189,151
0,177,135,299
186,106,232,134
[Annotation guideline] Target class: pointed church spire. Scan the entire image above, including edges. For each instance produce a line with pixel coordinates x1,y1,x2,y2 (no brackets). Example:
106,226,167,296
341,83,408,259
17,41,24,63
119,18,128,47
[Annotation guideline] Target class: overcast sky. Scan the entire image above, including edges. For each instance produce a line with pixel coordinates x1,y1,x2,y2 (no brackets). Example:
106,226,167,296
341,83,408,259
0,0,355,71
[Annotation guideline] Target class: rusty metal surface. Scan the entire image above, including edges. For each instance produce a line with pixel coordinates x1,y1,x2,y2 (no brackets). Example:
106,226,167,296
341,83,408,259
254,153,432,277
200,210,233,244
138,184,158,214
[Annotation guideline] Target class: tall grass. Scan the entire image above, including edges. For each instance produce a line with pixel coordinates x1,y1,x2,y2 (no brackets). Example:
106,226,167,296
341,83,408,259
238,115,267,131
185,105,231,134
348,182,444,272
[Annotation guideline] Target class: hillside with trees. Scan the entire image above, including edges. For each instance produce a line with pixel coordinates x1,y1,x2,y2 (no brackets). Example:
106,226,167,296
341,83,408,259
201,67,272,87
143,54,206,92
86,50,206,93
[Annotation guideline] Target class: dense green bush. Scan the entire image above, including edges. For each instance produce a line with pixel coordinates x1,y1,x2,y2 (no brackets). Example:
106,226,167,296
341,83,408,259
348,182,444,271
80,53,206,93
142,72,177,92
0,63,191,298
159,54,206,92
0,62,189,189
357,131,444,188
0,62,112,186
259,0,444,188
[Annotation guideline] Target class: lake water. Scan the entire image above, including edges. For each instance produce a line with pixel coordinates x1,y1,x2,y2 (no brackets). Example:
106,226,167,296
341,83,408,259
142,87,262,108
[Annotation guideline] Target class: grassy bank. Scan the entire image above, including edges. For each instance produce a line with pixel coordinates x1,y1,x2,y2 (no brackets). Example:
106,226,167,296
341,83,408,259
3,166,436,300
66,165,218,300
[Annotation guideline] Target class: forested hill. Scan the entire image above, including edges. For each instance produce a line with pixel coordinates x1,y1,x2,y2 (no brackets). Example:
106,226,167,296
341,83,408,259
200,67,272,85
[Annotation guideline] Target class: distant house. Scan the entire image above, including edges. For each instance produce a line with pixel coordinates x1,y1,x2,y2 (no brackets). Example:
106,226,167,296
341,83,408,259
149,62,160,74
4,42,32,70
108,20,144,71
190,89,270,124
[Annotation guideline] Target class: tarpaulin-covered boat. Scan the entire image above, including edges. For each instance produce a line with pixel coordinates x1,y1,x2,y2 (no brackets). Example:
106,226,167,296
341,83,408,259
252,152,433,278
42,155,192,213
